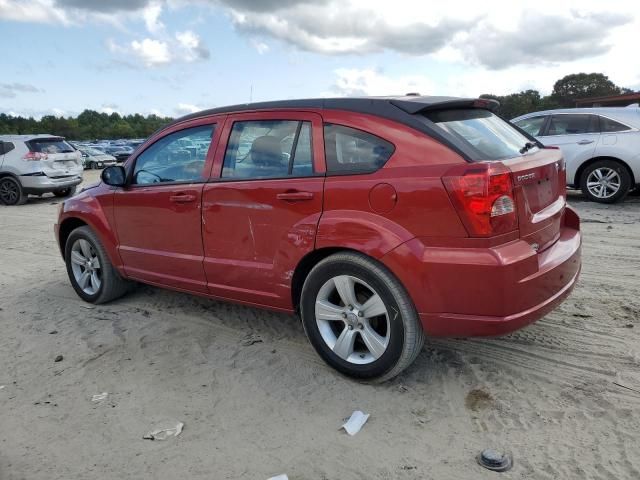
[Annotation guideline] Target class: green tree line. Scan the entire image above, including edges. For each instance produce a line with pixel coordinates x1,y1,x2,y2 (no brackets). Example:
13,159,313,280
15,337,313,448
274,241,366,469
481,73,634,119
0,110,173,140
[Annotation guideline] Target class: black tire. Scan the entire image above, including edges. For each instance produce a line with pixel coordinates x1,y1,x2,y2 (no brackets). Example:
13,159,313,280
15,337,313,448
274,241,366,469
0,176,28,205
64,226,130,304
54,186,77,198
300,252,424,382
580,159,631,203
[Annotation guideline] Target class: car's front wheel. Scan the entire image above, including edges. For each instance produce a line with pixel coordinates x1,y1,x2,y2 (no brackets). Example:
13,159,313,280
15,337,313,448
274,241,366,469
580,159,631,203
300,252,424,382
0,176,28,205
65,226,130,304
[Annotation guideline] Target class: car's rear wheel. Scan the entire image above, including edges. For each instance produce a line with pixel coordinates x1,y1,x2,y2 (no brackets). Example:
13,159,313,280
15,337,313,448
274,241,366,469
300,252,424,382
0,176,28,205
65,226,130,304
580,159,631,203
54,186,77,198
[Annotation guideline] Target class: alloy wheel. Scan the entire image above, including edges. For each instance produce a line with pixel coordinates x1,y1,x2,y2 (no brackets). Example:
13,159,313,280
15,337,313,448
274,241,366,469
70,238,102,295
586,167,621,199
315,275,390,365
0,179,19,205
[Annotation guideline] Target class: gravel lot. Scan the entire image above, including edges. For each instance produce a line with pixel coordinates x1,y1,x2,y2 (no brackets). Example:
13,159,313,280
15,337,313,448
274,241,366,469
1,171,639,480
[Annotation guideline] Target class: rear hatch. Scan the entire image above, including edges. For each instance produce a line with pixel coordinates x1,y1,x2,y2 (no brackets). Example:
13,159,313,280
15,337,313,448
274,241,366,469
26,137,83,178
418,106,565,248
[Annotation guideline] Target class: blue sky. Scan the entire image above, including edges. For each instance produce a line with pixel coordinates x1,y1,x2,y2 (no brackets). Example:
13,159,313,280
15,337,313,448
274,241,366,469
1,0,638,119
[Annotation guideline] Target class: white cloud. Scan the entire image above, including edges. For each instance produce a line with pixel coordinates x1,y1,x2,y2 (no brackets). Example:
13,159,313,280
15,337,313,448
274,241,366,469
0,0,69,24
176,30,210,61
250,39,270,55
175,103,201,114
131,38,172,66
330,68,436,97
142,1,164,33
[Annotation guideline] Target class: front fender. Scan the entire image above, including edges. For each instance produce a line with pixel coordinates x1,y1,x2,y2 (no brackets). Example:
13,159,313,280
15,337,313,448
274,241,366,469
315,210,414,258
57,189,124,271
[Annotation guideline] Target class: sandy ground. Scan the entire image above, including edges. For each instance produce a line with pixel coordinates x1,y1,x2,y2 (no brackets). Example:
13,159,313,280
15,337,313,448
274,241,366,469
1,170,639,480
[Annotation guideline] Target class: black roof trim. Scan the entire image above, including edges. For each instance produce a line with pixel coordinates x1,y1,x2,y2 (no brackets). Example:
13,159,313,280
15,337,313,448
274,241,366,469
159,96,501,162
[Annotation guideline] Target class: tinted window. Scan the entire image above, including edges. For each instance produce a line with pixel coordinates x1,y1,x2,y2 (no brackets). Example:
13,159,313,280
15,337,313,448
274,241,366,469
27,137,75,154
324,124,394,173
222,120,313,179
514,116,546,136
600,116,631,132
133,125,214,185
1,141,15,155
425,109,537,160
547,114,598,135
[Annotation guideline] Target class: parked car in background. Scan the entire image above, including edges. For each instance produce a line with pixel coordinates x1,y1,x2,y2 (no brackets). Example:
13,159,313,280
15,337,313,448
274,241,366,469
0,135,82,205
78,147,117,170
512,107,640,203
55,96,581,381
100,145,132,163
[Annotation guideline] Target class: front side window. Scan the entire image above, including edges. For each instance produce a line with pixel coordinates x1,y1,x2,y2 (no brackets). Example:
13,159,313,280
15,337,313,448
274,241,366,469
600,116,631,133
133,124,214,185
514,116,546,136
424,109,537,160
547,114,599,136
324,124,394,173
222,120,313,179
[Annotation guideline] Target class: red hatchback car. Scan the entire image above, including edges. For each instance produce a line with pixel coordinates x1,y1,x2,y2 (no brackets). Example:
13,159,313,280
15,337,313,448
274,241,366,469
55,96,582,381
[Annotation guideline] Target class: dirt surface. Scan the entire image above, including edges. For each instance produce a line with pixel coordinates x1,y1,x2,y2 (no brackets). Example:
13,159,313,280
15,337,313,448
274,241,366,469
1,171,639,479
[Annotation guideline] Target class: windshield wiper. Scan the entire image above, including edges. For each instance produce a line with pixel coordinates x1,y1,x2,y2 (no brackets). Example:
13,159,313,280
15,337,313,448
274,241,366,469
519,142,537,154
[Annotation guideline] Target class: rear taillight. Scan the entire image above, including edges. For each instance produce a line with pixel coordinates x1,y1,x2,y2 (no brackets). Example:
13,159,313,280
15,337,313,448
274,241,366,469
443,163,518,237
23,152,48,161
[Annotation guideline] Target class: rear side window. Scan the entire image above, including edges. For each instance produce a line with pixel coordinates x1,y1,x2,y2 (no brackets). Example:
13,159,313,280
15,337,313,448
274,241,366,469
600,116,631,132
323,124,394,173
424,109,536,160
222,120,313,179
514,116,546,136
27,137,75,154
546,114,598,135
0,141,15,155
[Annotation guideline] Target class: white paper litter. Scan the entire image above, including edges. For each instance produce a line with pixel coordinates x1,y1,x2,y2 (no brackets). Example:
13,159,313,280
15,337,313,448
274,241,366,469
91,392,108,402
0,385,5,390
341,410,370,436
267,475,288,480
143,422,184,441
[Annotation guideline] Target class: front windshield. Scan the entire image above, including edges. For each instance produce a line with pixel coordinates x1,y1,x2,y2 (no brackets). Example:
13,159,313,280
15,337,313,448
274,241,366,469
424,109,538,160
83,148,106,156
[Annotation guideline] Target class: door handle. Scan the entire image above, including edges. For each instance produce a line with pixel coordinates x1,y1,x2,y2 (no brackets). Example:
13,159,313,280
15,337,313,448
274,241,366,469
276,191,314,201
577,139,594,145
169,193,197,203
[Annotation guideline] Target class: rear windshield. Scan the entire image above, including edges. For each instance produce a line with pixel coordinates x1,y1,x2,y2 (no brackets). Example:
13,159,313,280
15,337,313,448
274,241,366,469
27,137,75,154
82,147,106,155
423,109,538,160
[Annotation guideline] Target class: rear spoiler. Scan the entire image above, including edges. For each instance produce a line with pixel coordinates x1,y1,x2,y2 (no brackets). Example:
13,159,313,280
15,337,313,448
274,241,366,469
389,97,500,114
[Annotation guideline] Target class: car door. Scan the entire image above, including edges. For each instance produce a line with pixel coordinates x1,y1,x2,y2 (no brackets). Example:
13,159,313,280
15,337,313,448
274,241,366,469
202,111,325,309
113,120,222,293
537,113,599,184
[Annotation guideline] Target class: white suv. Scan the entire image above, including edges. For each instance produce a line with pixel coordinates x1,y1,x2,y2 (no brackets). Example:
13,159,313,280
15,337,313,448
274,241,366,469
0,135,83,205
512,107,640,203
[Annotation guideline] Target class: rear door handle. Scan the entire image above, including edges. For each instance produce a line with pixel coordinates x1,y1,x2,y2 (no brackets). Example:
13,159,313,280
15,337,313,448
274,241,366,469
169,193,197,203
577,139,594,145
276,191,314,201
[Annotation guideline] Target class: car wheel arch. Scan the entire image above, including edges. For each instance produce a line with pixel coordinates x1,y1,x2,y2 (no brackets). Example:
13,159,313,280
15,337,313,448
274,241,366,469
58,217,88,257
575,156,635,187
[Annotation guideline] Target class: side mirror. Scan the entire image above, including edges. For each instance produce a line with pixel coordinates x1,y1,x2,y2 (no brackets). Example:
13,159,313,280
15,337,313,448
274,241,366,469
101,165,126,187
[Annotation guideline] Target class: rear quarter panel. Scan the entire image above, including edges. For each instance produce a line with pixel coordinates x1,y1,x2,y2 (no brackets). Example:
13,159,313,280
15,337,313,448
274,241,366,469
594,131,640,183
317,110,468,257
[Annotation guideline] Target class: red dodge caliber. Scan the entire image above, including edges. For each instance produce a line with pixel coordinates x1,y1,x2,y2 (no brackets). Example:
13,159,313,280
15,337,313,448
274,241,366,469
55,96,581,381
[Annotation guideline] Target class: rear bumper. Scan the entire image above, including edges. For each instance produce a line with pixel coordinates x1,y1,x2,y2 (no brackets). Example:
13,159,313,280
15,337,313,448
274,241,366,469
20,174,82,194
382,207,582,337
